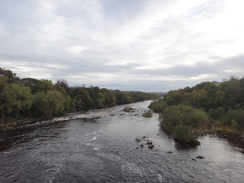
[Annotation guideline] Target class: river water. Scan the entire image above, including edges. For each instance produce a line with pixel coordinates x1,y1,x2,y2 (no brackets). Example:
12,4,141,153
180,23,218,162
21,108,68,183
0,101,243,183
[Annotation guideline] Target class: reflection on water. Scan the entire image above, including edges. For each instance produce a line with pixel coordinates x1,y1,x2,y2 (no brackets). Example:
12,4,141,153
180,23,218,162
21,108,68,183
0,101,243,183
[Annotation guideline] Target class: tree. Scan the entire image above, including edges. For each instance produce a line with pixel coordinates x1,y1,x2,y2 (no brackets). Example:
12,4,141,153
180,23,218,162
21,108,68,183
95,92,106,108
0,83,33,122
113,90,133,104
21,78,54,94
72,87,94,110
0,76,8,92
0,67,20,83
31,90,66,118
100,88,116,107
163,90,182,105
55,79,69,93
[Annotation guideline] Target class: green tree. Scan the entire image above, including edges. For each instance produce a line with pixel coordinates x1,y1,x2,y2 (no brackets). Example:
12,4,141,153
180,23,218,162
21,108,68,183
0,83,33,122
149,99,167,113
0,76,8,92
163,90,182,105
113,90,133,104
55,79,69,94
95,92,106,108
0,67,20,83
31,90,66,118
21,78,54,94
72,87,94,110
101,88,116,107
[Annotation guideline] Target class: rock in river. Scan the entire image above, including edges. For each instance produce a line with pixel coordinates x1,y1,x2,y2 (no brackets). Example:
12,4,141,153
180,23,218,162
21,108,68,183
196,156,204,159
135,138,141,142
148,144,155,149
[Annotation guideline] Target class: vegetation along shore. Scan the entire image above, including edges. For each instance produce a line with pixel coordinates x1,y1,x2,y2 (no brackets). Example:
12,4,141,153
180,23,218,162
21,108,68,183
0,67,158,131
149,76,244,145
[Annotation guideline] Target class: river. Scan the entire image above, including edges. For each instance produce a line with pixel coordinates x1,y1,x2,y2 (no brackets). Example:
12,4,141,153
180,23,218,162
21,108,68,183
0,101,243,183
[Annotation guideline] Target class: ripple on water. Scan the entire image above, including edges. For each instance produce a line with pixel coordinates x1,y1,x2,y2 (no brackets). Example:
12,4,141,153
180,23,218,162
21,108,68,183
96,150,159,182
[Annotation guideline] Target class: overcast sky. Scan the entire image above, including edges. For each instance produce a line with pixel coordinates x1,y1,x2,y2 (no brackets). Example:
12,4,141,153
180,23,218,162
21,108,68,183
0,0,244,92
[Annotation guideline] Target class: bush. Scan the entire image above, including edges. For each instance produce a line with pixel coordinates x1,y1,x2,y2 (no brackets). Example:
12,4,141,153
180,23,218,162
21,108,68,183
173,125,199,145
149,100,167,113
191,109,210,127
223,110,244,128
161,104,209,132
208,107,225,120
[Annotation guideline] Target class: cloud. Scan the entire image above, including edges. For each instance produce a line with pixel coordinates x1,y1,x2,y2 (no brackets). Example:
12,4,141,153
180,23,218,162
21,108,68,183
0,0,244,92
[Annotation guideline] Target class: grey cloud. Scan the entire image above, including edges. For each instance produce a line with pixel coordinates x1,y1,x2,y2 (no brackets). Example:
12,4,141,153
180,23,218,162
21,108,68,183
0,0,243,92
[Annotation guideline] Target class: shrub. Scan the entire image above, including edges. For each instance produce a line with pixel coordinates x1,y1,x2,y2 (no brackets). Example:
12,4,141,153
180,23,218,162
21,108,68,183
161,104,209,132
191,109,210,127
173,125,199,145
223,110,244,128
149,100,167,113
208,107,225,120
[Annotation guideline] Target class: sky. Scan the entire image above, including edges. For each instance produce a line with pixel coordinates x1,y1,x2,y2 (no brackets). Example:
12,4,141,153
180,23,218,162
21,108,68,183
0,0,244,92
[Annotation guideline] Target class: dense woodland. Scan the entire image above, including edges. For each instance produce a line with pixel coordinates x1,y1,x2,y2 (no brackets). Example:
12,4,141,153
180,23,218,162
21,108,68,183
0,68,158,130
149,76,244,144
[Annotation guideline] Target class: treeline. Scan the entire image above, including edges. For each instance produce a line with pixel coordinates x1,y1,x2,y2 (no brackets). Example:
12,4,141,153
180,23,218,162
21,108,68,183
149,76,244,144
0,68,158,129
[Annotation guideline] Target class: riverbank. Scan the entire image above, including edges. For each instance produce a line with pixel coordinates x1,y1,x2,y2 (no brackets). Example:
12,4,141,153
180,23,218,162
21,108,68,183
150,102,244,146
159,120,244,147
0,109,106,132
0,101,152,132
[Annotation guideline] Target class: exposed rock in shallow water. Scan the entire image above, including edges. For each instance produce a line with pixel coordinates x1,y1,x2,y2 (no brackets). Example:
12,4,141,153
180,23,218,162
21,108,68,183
174,138,201,147
123,107,135,112
148,144,154,149
135,138,141,142
196,156,204,159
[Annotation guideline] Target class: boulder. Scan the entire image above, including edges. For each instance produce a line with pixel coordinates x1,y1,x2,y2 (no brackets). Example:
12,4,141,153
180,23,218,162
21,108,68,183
135,138,141,142
166,151,173,154
148,144,154,149
196,156,204,159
